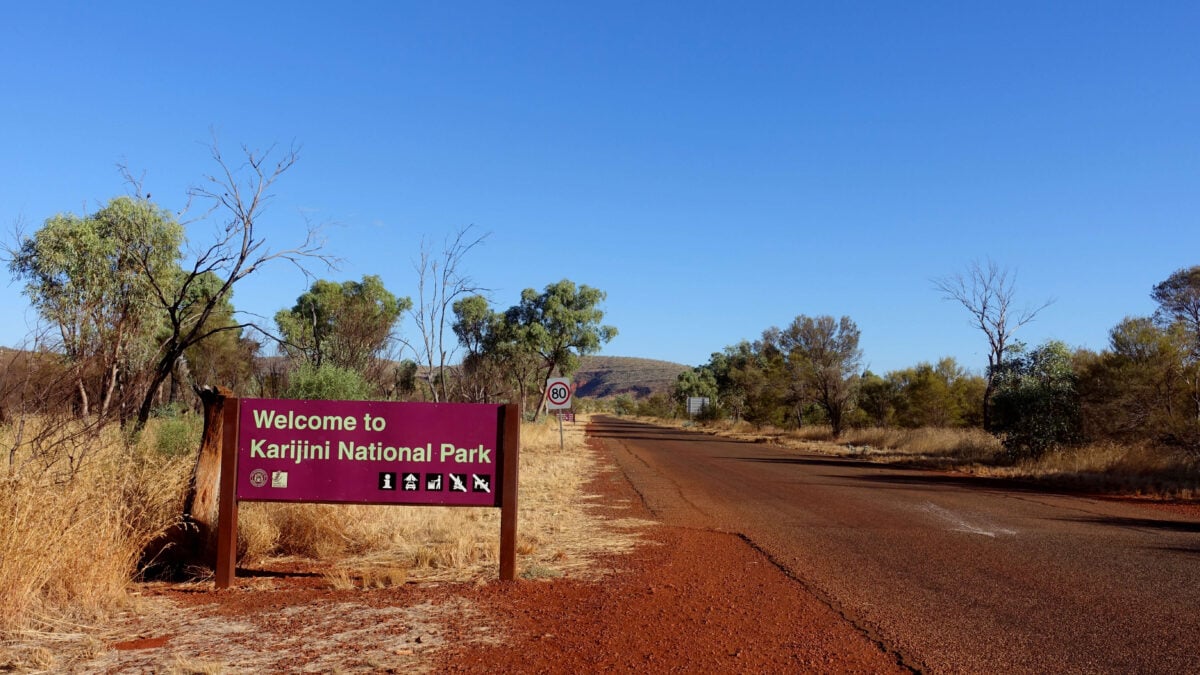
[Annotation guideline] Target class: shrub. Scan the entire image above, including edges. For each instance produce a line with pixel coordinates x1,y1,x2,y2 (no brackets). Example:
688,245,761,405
283,363,373,401
612,394,636,416
992,341,1081,459
153,414,204,457
636,393,675,418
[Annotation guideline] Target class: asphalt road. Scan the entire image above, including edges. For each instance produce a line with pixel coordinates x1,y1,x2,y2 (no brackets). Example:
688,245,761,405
590,416,1200,674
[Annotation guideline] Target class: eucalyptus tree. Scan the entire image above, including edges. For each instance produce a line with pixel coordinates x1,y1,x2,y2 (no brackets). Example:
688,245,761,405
452,294,545,407
129,142,333,430
407,226,488,402
275,274,409,374
506,280,617,418
451,281,616,415
935,260,1053,431
1152,266,1200,345
9,196,182,419
990,340,1081,458
1077,317,1193,443
777,315,863,437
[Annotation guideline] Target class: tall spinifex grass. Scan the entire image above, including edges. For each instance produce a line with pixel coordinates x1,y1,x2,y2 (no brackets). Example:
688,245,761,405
0,418,192,634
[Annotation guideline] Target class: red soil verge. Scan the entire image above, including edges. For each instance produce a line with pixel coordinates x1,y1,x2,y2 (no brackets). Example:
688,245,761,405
80,426,904,673
430,432,905,673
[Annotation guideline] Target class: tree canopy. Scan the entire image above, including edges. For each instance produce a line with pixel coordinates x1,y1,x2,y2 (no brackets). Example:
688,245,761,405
9,196,183,418
275,275,409,373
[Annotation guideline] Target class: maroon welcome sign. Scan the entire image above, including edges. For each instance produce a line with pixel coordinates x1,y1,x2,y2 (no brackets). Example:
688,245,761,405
215,397,520,587
237,399,505,507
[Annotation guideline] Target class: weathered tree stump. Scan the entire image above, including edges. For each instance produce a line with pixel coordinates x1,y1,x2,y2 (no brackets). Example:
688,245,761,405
140,385,234,580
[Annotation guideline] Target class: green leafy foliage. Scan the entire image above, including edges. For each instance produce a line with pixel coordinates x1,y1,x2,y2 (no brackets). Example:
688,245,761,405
1151,266,1200,342
153,413,204,457
612,394,636,416
508,280,617,394
283,363,373,401
991,341,1081,459
777,315,863,437
276,275,410,372
451,280,616,414
9,196,183,418
636,393,677,418
1077,317,1199,448
887,358,983,428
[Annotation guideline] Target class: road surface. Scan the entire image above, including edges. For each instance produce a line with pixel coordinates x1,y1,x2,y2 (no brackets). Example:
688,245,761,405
591,416,1200,674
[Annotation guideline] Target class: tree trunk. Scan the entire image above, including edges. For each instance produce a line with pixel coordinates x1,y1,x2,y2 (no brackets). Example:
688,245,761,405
181,385,236,565
99,359,119,420
139,384,234,579
135,352,178,431
76,376,90,418
982,378,995,432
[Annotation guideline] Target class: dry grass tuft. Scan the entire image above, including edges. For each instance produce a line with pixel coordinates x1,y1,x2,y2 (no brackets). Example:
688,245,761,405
239,413,648,584
977,441,1200,498
0,418,191,636
0,409,645,644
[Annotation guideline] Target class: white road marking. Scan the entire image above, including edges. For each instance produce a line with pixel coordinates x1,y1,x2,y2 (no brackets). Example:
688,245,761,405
919,502,1018,538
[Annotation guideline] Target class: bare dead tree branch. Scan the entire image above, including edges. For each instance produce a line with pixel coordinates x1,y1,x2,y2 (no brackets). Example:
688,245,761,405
131,139,337,429
409,225,490,402
933,259,1054,430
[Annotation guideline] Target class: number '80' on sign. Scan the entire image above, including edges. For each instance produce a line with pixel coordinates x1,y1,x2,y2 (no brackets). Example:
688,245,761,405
546,378,572,409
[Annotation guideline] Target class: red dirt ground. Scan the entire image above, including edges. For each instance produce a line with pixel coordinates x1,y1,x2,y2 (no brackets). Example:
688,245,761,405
79,428,904,673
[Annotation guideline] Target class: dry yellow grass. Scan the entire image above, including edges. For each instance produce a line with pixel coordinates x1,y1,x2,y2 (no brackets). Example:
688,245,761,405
244,413,648,585
0,418,191,635
976,441,1200,498
0,410,646,641
646,415,1198,498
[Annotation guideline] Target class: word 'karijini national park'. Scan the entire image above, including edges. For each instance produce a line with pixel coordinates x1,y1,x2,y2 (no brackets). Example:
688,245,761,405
247,407,492,466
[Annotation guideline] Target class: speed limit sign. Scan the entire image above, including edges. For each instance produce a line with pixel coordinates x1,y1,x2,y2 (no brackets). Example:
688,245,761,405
545,377,573,410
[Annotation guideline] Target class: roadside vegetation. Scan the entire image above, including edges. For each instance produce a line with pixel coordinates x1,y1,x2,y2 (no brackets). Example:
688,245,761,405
648,261,1200,498
3,137,1198,658
0,141,626,654
0,413,641,644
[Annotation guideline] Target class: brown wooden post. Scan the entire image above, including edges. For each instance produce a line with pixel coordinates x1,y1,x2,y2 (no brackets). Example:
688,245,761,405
214,396,240,589
182,385,236,564
498,404,520,581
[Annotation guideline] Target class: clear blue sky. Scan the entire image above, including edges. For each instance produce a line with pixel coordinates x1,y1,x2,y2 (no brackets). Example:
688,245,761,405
2,2,1197,375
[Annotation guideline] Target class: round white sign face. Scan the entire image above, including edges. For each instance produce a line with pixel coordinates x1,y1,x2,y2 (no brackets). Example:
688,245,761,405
546,378,572,409
548,383,570,405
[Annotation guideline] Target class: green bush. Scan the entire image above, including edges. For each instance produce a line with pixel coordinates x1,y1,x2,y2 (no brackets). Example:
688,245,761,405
154,415,203,457
992,341,1081,459
284,363,373,401
636,393,676,418
612,394,636,416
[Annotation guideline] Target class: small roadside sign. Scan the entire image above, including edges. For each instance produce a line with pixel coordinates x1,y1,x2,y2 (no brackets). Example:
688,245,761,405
687,397,710,416
546,377,573,410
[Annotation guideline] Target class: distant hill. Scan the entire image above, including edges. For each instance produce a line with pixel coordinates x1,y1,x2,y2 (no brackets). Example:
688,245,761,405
573,355,690,400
